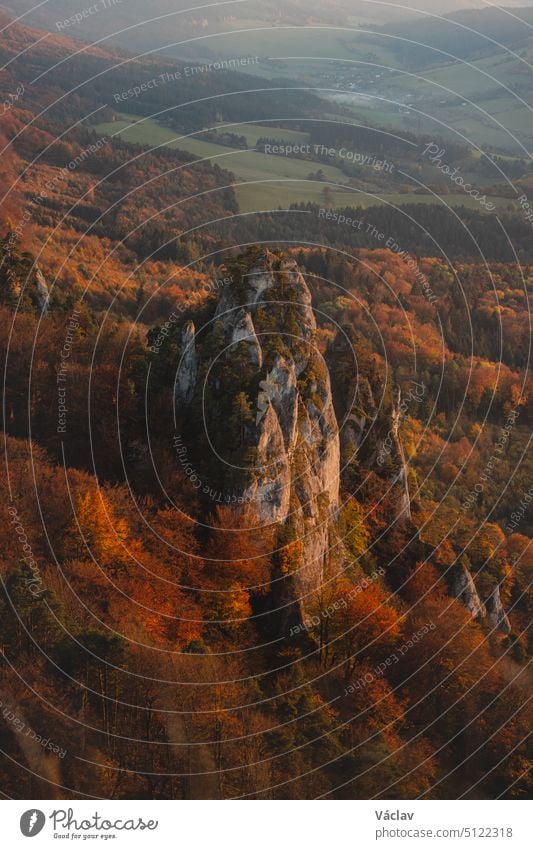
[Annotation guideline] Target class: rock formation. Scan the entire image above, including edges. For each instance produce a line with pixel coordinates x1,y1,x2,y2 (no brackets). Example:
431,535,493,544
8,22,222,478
449,556,513,633
451,560,486,619
175,320,198,406
328,331,413,523
175,251,341,626
485,584,512,634
173,249,513,636
0,234,50,312
389,386,412,522
34,267,50,313
230,308,262,367
342,375,377,452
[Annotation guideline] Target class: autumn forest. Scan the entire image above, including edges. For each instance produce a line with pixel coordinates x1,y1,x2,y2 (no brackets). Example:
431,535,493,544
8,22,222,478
0,1,531,806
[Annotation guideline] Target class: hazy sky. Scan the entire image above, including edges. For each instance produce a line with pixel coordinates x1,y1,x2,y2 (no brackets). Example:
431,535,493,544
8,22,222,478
4,0,533,30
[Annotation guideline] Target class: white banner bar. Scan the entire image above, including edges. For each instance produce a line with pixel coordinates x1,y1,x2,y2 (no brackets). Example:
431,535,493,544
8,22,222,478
2,799,530,848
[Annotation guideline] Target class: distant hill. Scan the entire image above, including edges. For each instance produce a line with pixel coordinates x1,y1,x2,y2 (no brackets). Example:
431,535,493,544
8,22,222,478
4,0,533,49
373,5,533,67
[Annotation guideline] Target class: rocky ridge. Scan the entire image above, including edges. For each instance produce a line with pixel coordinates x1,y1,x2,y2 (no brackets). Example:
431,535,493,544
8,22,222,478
175,251,341,625
174,249,511,633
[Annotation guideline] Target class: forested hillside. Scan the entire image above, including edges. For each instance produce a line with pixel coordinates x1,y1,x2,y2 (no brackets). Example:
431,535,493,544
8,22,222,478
0,10,531,801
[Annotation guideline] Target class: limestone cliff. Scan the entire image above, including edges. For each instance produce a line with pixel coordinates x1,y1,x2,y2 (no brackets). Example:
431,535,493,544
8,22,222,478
389,387,412,522
175,250,341,626
485,584,511,634
328,330,414,524
451,560,486,619
325,331,514,632
0,234,50,313
34,267,50,313
175,320,198,406
172,249,512,636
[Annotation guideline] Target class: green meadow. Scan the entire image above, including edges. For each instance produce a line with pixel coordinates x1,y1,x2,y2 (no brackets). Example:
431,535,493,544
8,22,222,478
94,114,514,213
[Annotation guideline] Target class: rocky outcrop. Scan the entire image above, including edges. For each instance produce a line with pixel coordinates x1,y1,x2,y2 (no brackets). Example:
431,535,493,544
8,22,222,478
0,236,50,312
240,256,340,613
243,402,291,524
342,376,377,452
257,356,298,447
452,561,486,618
329,333,413,523
34,267,50,313
169,249,515,639
485,584,511,634
451,562,513,633
176,251,341,625
175,321,198,407
231,308,262,367
389,387,412,522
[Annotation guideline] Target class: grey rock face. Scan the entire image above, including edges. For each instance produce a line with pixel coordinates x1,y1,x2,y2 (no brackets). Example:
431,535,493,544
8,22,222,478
175,321,198,407
206,253,341,616
243,403,291,524
247,358,341,602
485,584,511,634
238,258,340,612
451,566,512,633
389,387,412,522
247,259,277,305
329,334,413,523
340,376,377,461
452,562,486,619
231,308,263,367
34,267,50,313
175,252,340,627
259,356,298,449
214,254,278,327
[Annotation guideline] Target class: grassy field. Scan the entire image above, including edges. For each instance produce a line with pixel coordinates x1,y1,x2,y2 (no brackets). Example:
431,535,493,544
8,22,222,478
235,184,517,214
167,21,533,153
203,34,533,153
213,122,309,146
95,114,350,184
235,182,360,212
94,113,515,214
347,48,533,152
338,98,533,153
